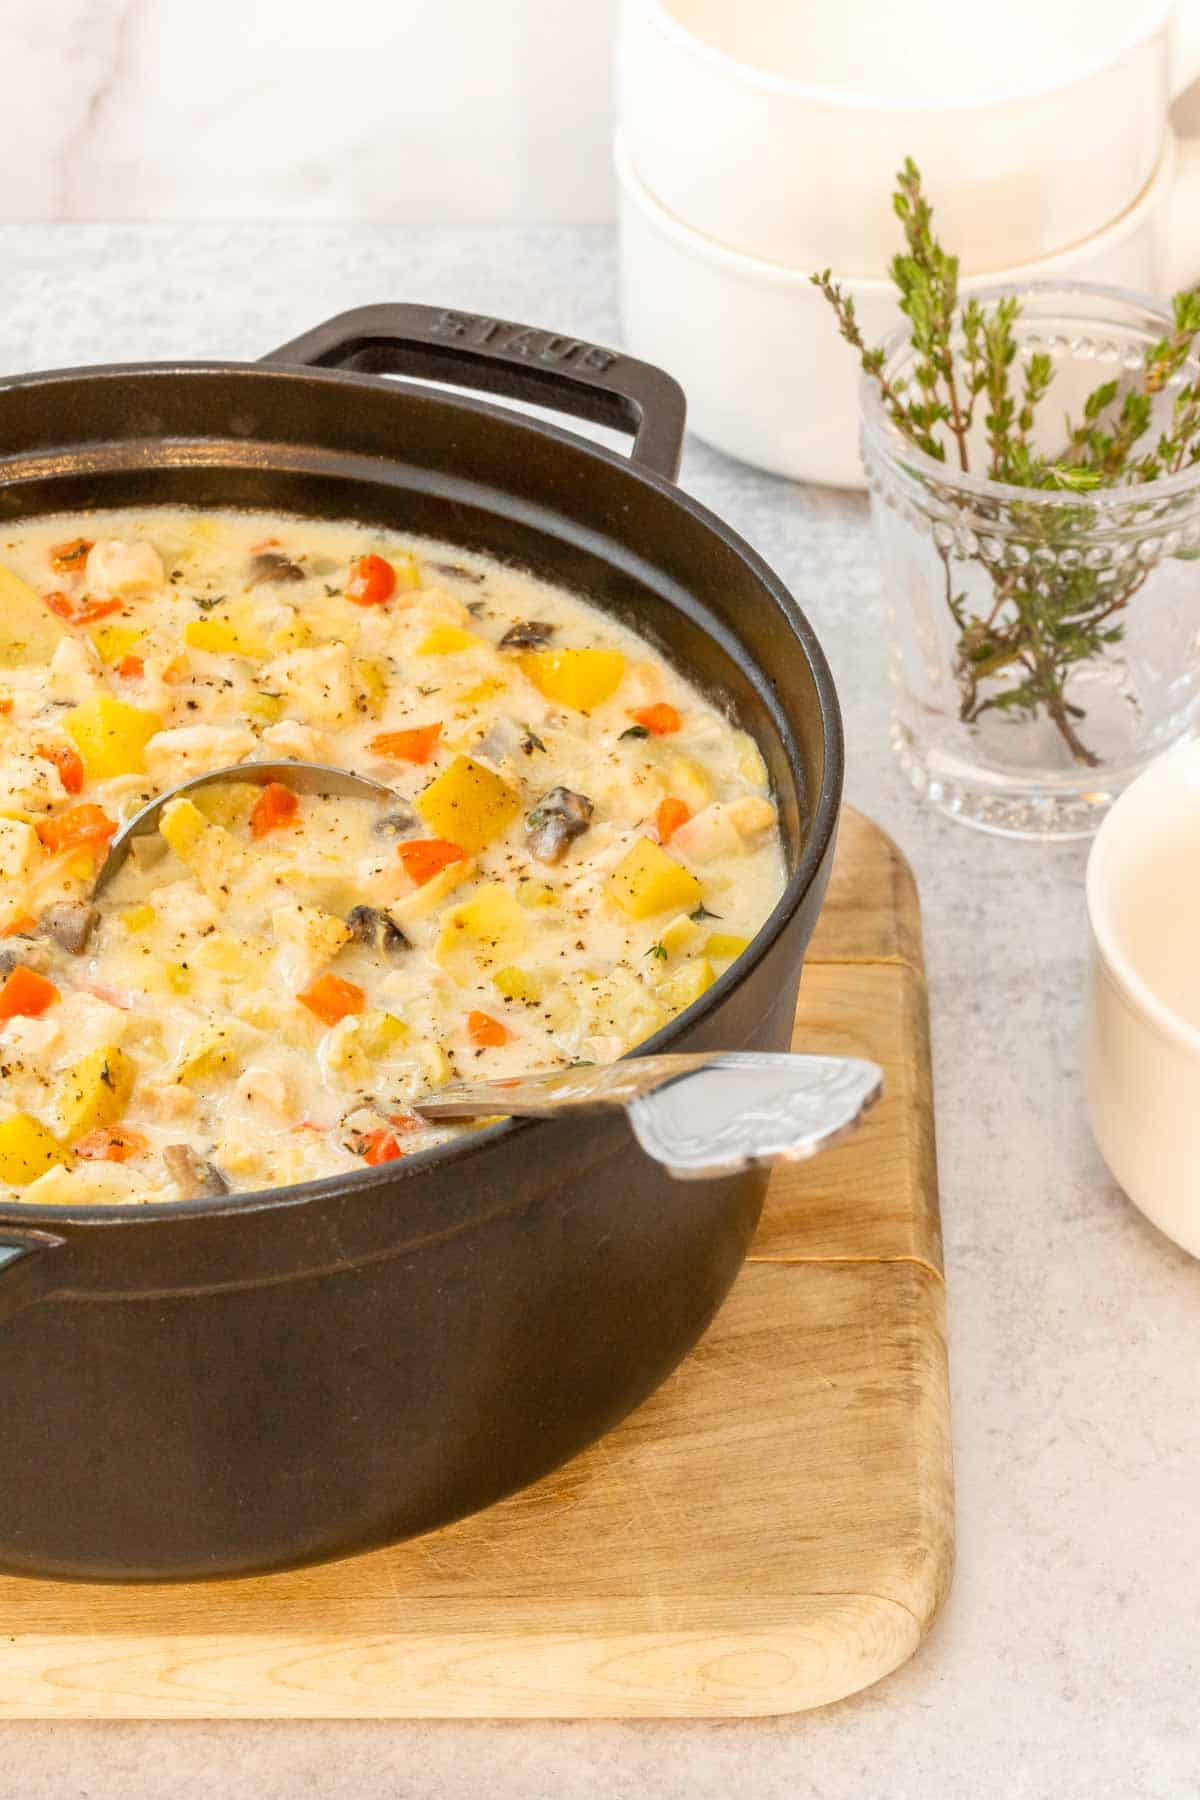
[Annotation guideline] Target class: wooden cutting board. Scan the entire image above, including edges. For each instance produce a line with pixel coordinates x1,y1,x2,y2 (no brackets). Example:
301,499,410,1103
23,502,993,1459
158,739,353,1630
0,807,952,1720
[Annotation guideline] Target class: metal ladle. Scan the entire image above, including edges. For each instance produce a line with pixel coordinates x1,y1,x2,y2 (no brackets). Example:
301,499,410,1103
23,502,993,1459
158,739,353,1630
91,760,401,898
417,1053,883,1180
90,763,884,1177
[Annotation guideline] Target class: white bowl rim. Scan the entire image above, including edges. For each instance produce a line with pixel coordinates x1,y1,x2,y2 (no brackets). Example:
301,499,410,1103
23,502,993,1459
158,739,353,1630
614,129,1173,289
1087,738,1200,1062
635,0,1173,114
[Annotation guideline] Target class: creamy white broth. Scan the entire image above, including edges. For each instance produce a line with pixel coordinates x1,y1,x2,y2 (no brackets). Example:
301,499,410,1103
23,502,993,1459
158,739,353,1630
0,508,786,1203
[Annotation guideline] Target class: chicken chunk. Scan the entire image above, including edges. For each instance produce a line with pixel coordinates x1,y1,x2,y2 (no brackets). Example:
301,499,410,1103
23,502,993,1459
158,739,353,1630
144,723,256,784
270,901,353,986
262,644,358,727
46,633,102,703
260,719,335,763
0,745,62,817
85,538,165,597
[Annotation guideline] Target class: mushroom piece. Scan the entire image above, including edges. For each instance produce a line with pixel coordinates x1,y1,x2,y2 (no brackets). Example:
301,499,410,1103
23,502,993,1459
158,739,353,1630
345,905,410,957
0,939,50,978
526,786,593,863
499,619,556,650
428,560,485,585
371,803,419,840
38,901,98,955
162,1144,230,1199
248,550,306,586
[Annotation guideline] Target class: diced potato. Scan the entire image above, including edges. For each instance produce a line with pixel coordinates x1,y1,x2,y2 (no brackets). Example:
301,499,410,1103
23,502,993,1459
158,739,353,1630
392,551,422,592
660,913,702,958
191,781,259,830
270,901,353,975
416,754,521,854
56,1046,136,1142
193,933,261,982
516,879,557,910
665,755,712,812
519,648,626,711
0,1113,69,1185
418,622,483,656
63,849,96,882
0,562,65,669
582,967,668,1051
458,678,505,704
90,623,146,666
321,1009,412,1082
655,958,716,1014
0,816,41,879
176,1020,249,1083
417,1040,453,1087
734,731,770,788
359,1010,412,1057
24,1163,134,1206
492,965,543,1003
159,797,241,901
244,691,286,724
268,613,314,652
159,796,206,859
606,837,702,919
236,996,313,1047
65,696,163,779
275,866,360,915
436,882,526,966
354,657,389,715
704,931,751,962
184,604,269,660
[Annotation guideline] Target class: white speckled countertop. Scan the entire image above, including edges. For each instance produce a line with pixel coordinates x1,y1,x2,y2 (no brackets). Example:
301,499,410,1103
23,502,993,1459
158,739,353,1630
1,226,1198,1799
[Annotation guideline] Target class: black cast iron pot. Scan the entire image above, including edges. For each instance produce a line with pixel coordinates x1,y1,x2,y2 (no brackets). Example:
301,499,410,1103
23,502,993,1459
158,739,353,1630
0,305,842,1581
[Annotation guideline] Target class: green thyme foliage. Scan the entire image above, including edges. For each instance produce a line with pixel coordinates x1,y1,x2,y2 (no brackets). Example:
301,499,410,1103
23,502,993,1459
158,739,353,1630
814,163,1200,764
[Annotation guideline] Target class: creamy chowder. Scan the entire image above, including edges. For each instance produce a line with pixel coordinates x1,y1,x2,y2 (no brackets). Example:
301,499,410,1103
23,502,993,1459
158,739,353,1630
0,509,786,1203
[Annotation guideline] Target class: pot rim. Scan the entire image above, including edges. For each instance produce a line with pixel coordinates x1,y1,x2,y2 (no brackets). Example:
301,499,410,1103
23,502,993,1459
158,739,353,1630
0,354,843,1230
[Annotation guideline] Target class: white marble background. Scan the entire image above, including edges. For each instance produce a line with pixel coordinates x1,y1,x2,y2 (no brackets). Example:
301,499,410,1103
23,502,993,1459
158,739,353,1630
0,0,619,221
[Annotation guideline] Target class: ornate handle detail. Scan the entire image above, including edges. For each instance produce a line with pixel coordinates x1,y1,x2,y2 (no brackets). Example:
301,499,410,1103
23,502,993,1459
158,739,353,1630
419,1052,883,1181
261,302,687,480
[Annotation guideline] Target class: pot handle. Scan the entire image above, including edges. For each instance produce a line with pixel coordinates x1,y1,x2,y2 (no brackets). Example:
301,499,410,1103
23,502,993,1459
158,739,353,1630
260,303,687,481
0,1230,66,1325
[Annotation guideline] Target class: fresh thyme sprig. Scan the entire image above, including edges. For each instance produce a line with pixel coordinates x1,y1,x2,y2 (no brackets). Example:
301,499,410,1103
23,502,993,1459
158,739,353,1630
814,159,1200,764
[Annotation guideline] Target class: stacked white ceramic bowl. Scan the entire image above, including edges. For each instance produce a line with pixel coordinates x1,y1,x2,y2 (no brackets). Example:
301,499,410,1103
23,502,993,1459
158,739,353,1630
616,0,1200,488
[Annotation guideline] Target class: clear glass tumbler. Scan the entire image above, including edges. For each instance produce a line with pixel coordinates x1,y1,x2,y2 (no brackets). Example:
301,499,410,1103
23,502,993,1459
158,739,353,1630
860,283,1200,839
